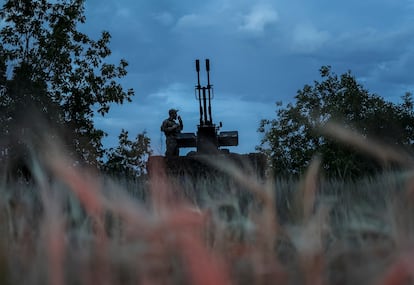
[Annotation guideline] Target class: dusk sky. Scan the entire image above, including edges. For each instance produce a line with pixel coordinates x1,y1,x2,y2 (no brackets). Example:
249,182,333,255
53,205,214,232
78,0,414,155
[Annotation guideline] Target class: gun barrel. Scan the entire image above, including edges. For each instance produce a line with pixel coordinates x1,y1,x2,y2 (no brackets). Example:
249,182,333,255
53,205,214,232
202,87,208,124
195,59,203,124
206,59,211,87
196,60,201,88
206,59,212,124
196,59,200,72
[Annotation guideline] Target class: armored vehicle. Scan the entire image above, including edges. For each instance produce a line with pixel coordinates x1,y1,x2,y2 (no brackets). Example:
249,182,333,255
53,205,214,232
148,59,267,179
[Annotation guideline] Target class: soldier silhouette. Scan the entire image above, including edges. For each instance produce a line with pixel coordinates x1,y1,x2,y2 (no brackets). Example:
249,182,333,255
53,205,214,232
161,109,183,156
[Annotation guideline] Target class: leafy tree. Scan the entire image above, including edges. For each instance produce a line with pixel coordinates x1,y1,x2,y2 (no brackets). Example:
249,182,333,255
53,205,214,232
0,0,134,166
258,66,414,178
104,129,152,178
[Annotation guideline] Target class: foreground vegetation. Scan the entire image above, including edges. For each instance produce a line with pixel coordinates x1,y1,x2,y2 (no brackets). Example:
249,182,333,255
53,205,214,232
0,139,414,285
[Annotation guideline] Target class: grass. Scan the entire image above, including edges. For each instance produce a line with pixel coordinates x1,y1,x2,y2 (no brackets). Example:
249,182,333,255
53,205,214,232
2,126,414,284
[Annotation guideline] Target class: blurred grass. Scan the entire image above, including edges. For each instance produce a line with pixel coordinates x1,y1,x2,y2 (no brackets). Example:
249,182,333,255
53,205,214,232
0,148,414,284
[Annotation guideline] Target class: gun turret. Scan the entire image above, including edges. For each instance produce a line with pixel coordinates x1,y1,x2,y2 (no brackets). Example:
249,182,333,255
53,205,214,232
176,59,238,154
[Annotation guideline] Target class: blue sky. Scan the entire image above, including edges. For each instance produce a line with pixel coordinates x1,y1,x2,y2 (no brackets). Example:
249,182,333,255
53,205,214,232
80,0,414,155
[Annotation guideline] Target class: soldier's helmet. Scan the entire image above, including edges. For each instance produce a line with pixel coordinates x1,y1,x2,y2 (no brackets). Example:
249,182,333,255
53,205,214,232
169,109,179,115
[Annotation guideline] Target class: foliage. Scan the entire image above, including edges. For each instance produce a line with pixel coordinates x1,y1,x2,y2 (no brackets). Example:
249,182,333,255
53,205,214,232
104,129,152,177
0,0,134,166
258,66,414,178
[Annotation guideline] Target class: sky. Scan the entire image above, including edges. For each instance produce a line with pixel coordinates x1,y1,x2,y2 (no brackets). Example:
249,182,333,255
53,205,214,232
79,0,414,155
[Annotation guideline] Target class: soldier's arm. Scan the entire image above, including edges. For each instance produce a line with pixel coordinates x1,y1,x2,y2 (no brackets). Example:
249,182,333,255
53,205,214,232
163,122,179,133
178,116,183,130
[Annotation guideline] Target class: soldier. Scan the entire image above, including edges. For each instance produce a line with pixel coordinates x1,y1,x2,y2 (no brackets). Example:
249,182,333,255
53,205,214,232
161,109,183,156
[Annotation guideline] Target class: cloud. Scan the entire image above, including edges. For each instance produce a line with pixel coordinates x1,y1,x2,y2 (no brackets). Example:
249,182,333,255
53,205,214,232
174,13,215,30
290,25,330,53
312,27,414,72
148,82,195,111
115,7,132,19
239,4,279,34
97,117,130,129
368,52,414,92
153,12,175,26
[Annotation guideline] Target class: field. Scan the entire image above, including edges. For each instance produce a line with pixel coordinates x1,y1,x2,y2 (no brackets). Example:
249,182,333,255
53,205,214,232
1,141,414,285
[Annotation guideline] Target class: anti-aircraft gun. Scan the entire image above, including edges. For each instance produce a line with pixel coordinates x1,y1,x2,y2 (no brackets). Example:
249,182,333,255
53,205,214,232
176,59,238,154
148,59,266,179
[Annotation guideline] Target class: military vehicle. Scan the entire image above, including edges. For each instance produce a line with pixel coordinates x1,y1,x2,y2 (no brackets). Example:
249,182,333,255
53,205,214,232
147,59,267,179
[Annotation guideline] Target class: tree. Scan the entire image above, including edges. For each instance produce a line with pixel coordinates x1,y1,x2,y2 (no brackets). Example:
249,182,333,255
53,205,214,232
258,66,414,178
104,129,152,178
0,0,134,166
